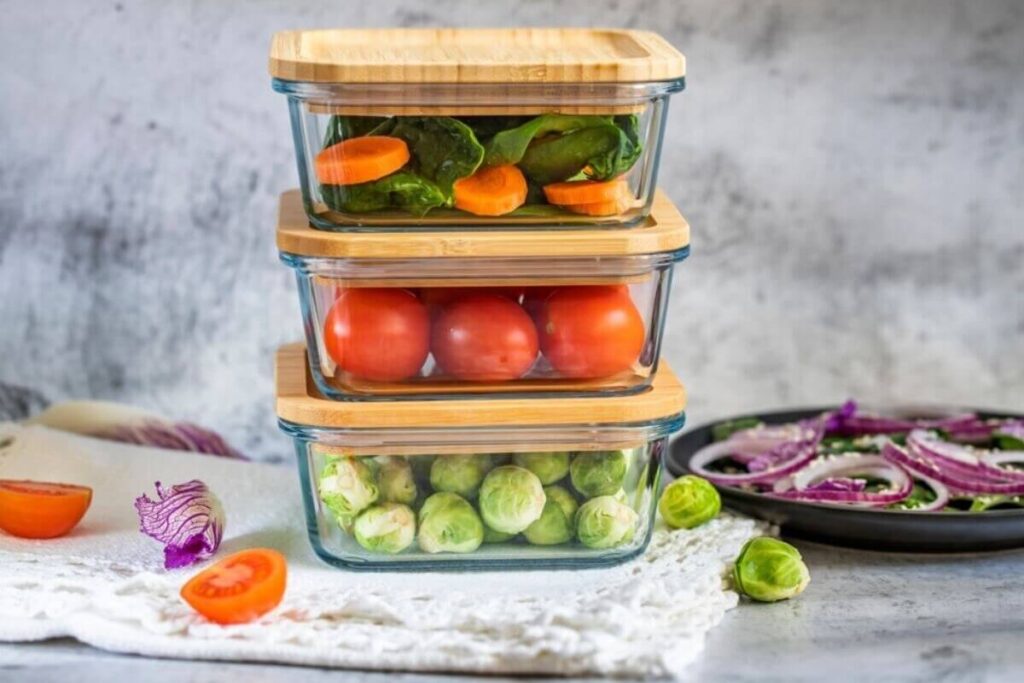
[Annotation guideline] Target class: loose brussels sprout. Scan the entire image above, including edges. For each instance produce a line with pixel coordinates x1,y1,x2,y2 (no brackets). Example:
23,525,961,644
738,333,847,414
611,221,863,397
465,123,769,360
478,466,546,534
417,492,484,553
377,457,418,505
575,495,638,549
482,525,517,544
524,485,578,545
570,450,628,498
430,454,489,498
352,503,416,554
733,537,810,602
318,457,379,524
513,451,570,485
658,475,721,529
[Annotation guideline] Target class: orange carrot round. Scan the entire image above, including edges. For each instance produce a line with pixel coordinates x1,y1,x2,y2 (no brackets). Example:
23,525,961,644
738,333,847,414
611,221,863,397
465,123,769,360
453,165,528,216
543,177,628,206
315,136,410,186
563,195,632,216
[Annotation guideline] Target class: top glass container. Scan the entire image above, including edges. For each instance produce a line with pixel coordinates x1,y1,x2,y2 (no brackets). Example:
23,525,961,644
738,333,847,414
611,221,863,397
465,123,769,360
269,28,686,231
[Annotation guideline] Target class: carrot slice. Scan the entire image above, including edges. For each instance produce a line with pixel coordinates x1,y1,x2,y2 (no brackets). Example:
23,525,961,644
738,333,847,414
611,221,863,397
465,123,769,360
563,195,632,216
453,165,528,216
315,136,410,186
181,548,287,625
543,177,628,206
0,480,92,539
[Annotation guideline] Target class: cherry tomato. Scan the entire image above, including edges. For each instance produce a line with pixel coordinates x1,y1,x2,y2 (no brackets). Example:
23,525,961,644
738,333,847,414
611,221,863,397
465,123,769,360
181,548,287,625
0,480,93,539
431,294,539,381
538,286,645,379
323,288,429,382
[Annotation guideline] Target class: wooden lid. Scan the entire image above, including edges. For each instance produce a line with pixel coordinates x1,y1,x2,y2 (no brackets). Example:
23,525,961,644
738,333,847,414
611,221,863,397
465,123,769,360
277,189,690,259
269,28,685,84
275,343,686,429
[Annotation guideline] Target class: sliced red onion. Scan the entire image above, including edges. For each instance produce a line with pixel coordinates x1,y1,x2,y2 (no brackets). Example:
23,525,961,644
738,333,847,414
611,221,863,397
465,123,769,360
913,475,951,512
995,422,1024,441
135,480,225,569
885,441,1024,495
908,430,1024,483
981,451,1024,470
689,437,818,486
96,420,246,460
772,454,913,505
804,477,867,493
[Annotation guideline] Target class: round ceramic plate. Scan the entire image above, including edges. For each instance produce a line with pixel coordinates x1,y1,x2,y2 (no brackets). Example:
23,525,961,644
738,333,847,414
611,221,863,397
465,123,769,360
667,406,1024,553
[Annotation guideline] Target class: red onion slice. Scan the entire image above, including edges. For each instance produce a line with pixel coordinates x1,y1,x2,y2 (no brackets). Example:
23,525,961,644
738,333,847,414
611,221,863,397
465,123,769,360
771,454,913,506
885,441,1024,495
689,438,818,486
908,430,1024,483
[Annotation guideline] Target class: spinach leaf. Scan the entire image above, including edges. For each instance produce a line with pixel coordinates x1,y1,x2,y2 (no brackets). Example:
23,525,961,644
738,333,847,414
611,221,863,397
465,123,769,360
587,114,643,179
518,124,624,185
482,115,612,167
458,116,533,142
321,172,446,217
387,117,484,195
322,115,391,148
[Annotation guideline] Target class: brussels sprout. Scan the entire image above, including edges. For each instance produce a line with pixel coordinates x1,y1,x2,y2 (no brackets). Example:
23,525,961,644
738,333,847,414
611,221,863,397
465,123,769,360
482,525,517,544
430,454,489,498
377,457,418,505
352,502,416,553
733,537,810,602
658,475,721,529
570,450,628,498
409,454,436,485
513,451,570,485
478,466,546,534
318,457,379,523
575,495,638,549
417,492,484,553
524,485,578,545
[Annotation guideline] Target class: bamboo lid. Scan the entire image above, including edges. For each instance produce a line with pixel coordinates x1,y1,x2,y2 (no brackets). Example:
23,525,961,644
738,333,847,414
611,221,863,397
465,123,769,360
277,189,690,259
269,28,685,84
275,343,686,430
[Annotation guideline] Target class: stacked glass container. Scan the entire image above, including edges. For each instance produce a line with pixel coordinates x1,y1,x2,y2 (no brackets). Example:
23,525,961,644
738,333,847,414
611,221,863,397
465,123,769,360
270,28,689,570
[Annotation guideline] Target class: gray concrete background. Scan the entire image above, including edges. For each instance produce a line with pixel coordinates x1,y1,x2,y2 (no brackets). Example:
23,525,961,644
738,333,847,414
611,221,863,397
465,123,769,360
1,0,1021,460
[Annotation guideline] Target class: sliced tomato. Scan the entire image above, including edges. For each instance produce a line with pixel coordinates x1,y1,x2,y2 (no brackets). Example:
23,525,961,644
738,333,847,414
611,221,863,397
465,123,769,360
0,480,93,539
181,548,287,625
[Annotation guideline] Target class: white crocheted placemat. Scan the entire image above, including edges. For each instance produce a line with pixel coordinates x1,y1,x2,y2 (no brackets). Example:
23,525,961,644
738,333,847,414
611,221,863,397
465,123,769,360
0,424,768,679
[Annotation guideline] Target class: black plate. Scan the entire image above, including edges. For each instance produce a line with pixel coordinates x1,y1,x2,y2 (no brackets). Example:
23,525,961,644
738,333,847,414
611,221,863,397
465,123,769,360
667,406,1024,553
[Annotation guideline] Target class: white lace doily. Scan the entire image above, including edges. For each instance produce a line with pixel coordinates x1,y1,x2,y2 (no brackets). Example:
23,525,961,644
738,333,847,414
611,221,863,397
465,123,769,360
0,424,769,679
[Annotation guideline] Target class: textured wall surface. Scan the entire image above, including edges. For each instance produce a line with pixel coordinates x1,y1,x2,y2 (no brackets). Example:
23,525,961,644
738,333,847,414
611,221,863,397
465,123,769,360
1,0,1021,460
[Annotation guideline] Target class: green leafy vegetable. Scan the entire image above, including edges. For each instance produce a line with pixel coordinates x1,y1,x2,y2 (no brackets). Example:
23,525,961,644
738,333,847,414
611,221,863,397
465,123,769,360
387,117,484,195
321,172,446,217
323,115,391,148
482,115,611,167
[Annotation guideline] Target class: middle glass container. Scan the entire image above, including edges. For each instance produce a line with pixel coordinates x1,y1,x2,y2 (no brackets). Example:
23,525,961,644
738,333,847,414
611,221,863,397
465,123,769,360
278,187,689,401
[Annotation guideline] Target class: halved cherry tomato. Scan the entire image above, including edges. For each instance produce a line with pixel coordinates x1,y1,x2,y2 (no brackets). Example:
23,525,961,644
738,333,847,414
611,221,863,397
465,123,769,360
181,548,287,625
431,294,539,381
0,480,93,539
323,288,430,382
538,286,645,379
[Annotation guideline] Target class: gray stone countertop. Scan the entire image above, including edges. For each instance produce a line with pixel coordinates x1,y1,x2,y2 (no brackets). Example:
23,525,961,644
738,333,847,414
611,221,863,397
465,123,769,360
2,540,1022,682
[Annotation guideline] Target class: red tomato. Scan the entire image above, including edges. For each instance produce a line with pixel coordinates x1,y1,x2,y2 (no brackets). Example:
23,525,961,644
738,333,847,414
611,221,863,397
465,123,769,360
323,288,429,382
538,286,645,379
0,480,92,539
419,287,524,312
431,294,539,381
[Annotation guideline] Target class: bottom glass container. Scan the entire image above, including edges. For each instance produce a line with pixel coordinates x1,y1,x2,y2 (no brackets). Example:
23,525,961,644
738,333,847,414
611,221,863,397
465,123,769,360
276,343,687,571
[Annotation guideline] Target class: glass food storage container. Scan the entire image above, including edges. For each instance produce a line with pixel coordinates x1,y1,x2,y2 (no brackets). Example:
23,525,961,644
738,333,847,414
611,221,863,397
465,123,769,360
277,188,690,401
269,28,685,230
275,343,687,571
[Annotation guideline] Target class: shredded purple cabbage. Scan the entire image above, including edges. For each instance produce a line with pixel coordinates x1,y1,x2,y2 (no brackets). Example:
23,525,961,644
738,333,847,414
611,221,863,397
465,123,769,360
134,480,225,569
96,420,246,459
